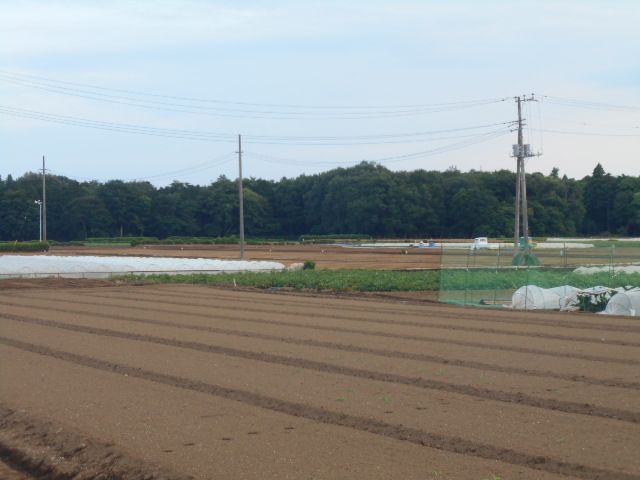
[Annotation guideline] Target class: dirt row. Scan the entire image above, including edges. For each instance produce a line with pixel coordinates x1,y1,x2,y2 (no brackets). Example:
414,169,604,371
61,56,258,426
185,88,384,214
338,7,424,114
49,243,442,269
1,285,639,479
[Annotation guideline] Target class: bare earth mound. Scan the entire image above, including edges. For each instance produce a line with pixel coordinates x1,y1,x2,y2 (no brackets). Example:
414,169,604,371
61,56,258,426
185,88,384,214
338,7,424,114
1,284,639,479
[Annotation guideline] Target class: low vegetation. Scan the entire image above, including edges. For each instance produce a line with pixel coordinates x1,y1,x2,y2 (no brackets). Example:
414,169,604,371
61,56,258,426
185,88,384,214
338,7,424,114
0,240,49,252
118,269,441,292
441,268,640,290
117,268,640,292
299,234,372,243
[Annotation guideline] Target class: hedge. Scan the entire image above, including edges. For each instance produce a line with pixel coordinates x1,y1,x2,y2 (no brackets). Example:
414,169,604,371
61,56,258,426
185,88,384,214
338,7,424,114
0,241,50,252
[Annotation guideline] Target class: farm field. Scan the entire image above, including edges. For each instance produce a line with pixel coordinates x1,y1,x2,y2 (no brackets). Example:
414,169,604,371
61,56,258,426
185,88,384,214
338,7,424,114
47,242,639,271
1,284,639,479
49,243,443,269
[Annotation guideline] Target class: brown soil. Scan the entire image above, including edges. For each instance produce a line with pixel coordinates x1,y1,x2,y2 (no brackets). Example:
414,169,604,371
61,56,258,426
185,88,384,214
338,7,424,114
0,277,114,290
0,406,188,480
1,285,639,479
49,243,442,269
0,459,32,480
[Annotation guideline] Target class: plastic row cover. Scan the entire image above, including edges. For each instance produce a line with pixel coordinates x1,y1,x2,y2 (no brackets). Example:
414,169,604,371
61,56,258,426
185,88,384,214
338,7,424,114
0,255,285,278
603,289,640,316
511,285,579,310
511,285,640,316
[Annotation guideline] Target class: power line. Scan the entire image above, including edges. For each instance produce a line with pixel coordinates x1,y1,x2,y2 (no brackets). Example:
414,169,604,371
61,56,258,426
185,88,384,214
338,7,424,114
0,105,514,145
237,121,516,144
0,69,509,112
532,128,640,137
245,129,510,166
0,75,507,120
0,105,233,142
48,153,236,183
543,95,640,113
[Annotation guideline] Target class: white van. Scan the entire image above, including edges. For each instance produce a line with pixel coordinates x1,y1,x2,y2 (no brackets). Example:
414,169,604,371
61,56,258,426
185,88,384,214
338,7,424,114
471,237,489,250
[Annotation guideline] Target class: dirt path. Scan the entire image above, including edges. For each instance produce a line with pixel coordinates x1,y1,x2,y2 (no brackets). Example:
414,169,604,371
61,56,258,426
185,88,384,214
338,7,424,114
1,285,639,479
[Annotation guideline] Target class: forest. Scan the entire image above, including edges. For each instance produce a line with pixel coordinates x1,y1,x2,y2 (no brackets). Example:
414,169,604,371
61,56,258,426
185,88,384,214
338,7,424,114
0,162,638,241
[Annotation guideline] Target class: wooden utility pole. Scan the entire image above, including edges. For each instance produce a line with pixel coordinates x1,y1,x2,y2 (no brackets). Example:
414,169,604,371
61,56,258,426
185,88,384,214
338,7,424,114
513,99,521,256
42,155,47,241
237,135,245,259
513,95,537,257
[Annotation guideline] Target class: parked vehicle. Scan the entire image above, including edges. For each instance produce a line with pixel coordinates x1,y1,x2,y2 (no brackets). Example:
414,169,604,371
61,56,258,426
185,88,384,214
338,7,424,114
471,237,489,250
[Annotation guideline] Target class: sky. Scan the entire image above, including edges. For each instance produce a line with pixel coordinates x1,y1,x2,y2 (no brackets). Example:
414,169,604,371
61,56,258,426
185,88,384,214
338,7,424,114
1,0,639,186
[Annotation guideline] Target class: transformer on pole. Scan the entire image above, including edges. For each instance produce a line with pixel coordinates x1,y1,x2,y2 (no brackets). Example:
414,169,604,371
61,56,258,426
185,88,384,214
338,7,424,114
512,95,539,258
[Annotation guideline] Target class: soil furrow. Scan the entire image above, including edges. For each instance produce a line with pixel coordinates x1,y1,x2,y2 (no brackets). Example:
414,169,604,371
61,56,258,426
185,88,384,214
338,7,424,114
0,405,187,480
2,298,637,366
3,313,638,424
1,336,637,480
2,304,636,390
140,284,640,327
123,287,640,334
79,292,640,347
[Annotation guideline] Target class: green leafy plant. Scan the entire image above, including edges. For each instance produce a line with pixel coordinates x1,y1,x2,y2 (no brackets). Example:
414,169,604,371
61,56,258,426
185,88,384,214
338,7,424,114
512,252,541,266
575,289,616,312
0,240,49,252
116,269,441,292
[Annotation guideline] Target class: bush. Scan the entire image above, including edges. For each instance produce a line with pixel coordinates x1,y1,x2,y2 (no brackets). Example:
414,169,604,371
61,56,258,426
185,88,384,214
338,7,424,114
0,241,50,252
87,236,158,244
118,269,441,292
48,240,86,246
512,252,541,266
303,260,316,270
130,238,161,246
299,234,372,243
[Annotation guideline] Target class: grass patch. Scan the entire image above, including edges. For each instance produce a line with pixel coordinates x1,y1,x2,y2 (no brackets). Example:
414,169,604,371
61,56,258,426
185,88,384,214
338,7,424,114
441,268,640,290
117,269,441,292
590,240,640,248
0,240,49,252
116,267,640,293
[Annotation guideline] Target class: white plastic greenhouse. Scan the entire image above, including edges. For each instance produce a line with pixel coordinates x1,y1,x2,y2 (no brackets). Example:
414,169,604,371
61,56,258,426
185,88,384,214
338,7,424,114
602,289,640,316
510,284,640,316
511,285,579,310
0,255,285,279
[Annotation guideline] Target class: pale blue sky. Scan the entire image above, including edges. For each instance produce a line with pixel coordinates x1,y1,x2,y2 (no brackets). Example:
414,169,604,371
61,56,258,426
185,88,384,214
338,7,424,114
1,0,639,185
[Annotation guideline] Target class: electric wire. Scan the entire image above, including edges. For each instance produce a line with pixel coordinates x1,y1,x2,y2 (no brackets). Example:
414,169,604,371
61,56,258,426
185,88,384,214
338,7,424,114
543,95,640,113
245,129,510,167
0,69,509,111
0,105,514,145
532,128,640,137
48,153,236,183
0,72,509,119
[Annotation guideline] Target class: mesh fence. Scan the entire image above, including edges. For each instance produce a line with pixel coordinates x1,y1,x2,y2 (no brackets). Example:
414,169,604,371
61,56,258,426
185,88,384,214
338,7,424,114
438,243,640,308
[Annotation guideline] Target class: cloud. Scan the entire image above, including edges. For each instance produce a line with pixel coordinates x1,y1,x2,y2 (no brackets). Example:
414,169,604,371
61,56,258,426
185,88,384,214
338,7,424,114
0,0,382,56
1,0,638,181
0,1,262,55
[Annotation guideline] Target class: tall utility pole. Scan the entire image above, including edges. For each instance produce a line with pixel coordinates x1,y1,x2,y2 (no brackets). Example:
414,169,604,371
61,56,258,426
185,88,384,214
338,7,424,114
41,156,47,242
237,135,245,259
512,95,537,258
35,200,43,241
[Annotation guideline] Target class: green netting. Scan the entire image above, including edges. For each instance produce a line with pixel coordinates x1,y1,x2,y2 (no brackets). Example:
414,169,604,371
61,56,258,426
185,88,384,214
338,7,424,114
438,243,640,308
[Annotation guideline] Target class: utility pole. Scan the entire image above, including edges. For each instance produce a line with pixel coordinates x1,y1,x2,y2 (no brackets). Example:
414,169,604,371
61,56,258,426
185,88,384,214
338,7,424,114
513,103,521,257
35,200,43,241
512,95,537,258
237,135,245,259
42,156,47,242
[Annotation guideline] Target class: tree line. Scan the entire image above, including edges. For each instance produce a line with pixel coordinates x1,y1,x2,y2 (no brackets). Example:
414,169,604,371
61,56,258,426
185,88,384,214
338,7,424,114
0,162,638,241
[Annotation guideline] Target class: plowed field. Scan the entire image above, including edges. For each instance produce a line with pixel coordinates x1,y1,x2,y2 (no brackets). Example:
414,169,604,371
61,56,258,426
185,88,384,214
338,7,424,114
49,243,442,269
1,285,639,479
